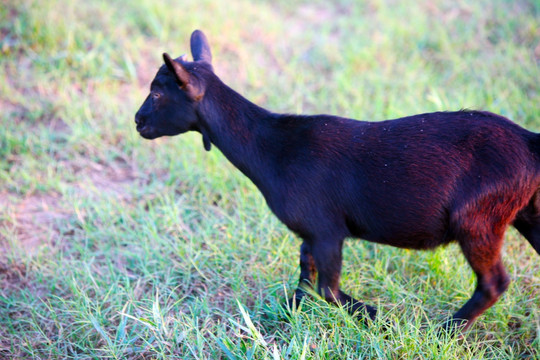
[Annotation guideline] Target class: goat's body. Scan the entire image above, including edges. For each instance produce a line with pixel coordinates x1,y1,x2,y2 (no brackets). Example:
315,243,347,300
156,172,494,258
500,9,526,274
259,111,540,250
202,84,540,252
135,30,540,333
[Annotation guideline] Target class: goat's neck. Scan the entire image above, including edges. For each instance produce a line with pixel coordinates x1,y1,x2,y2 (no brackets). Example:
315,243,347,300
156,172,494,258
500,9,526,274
197,80,274,189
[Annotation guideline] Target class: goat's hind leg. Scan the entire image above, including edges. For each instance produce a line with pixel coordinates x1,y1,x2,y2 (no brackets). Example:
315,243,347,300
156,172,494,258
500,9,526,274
448,231,510,332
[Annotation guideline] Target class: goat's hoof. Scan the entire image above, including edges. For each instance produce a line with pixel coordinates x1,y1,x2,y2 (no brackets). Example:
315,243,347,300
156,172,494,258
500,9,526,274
278,296,305,321
351,306,395,336
439,318,468,338
283,294,306,312
350,304,377,325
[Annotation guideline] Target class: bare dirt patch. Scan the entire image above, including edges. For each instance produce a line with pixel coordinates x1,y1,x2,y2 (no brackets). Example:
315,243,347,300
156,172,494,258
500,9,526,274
71,159,138,200
0,158,143,294
0,158,140,257
0,192,66,293
0,259,28,292
0,192,68,253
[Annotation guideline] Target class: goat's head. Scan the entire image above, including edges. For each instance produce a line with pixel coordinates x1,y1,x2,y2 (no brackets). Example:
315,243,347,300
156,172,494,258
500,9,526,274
135,30,213,149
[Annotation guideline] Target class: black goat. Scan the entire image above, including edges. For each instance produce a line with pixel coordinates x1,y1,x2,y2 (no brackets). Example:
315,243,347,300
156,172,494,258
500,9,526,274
135,30,540,333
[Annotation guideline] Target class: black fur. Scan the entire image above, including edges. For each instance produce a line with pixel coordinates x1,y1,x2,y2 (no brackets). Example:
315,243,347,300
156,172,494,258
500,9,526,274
135,30,540,333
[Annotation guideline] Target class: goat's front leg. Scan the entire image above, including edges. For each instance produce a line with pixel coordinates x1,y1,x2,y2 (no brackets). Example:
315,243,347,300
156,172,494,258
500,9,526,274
288,241,317,308
312,236,377,322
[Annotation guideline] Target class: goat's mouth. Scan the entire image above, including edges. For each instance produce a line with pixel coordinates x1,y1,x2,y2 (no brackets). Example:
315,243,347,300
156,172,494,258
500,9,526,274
137,125,160,140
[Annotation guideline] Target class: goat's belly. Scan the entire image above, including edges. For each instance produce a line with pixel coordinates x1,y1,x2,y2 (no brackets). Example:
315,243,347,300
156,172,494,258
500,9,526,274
347,217,451,250
361,232,452,250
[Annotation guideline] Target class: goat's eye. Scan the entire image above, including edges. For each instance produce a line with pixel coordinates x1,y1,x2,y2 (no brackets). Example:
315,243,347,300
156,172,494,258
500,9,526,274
152,92,161,100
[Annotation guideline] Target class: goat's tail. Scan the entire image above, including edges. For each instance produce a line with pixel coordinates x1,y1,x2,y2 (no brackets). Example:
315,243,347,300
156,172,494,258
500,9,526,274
524,224,540,255
510,133,540,254
513,188,540,255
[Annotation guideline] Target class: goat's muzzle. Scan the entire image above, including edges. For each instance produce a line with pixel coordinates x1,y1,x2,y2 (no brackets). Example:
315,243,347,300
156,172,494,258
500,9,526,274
134,113,155,139
134,112,144,128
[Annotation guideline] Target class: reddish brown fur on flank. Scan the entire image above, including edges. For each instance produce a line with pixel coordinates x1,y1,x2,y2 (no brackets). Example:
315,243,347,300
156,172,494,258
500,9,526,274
135,30,540,334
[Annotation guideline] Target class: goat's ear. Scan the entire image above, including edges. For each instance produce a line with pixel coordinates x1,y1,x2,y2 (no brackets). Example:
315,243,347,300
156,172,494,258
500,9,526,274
163,52,190,87
190,30,212,65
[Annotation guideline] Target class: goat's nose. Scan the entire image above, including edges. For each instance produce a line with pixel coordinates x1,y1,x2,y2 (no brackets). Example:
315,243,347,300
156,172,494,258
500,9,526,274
135,113,143,125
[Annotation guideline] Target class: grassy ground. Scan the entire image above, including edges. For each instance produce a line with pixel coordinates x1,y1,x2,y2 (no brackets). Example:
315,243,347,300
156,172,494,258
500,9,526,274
1,0,539,358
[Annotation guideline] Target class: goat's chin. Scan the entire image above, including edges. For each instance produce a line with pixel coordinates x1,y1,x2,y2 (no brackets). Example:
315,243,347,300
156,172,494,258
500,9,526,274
137,126,162,140
140,133,161,140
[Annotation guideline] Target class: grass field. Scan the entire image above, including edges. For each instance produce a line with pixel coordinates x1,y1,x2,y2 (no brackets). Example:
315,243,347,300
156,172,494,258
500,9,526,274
1,0,539,358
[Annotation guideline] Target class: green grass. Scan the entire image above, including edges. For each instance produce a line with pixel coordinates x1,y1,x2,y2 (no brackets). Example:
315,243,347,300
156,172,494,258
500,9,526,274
1,0,539,358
